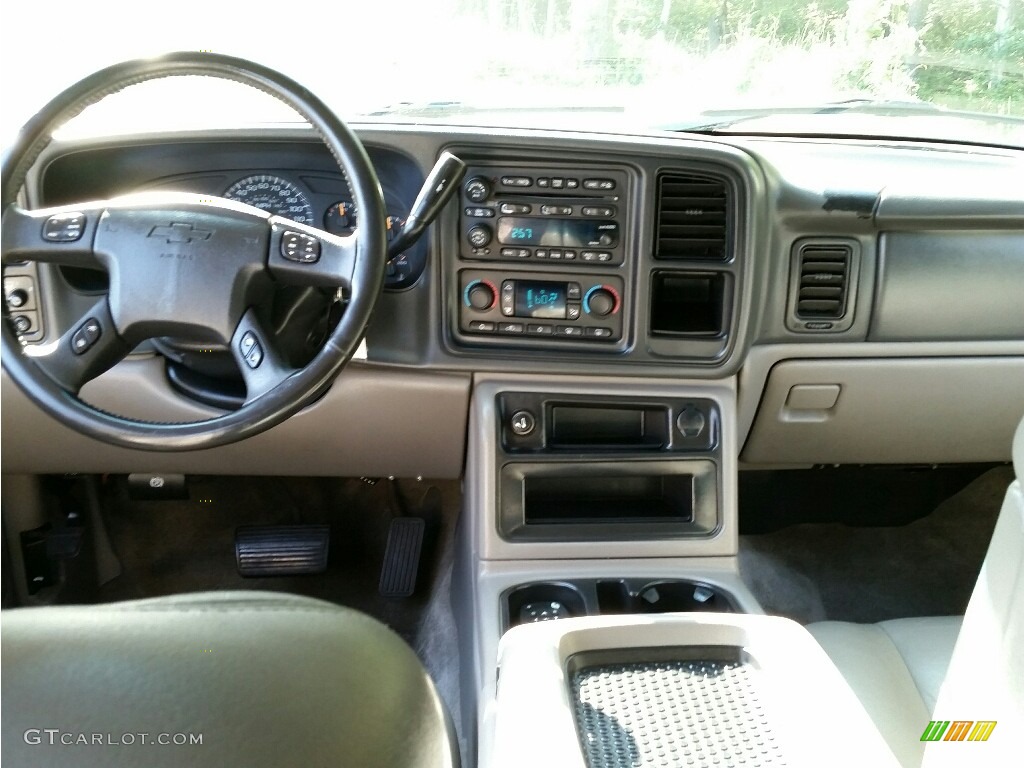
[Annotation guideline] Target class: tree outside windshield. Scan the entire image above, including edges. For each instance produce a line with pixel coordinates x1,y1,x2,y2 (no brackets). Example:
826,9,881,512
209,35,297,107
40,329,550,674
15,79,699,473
0,0,1020,142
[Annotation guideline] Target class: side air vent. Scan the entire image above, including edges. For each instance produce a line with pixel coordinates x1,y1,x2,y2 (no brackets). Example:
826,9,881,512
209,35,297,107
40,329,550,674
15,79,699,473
787,239,859,333
655,173,729,260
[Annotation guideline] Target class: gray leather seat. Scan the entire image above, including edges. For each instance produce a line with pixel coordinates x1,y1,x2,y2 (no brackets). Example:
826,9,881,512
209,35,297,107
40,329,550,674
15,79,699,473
808,415,1024,768
1,591,459,768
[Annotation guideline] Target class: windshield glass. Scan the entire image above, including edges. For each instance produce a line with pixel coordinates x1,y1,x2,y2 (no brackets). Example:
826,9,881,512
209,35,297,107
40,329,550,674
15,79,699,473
2,0,1022,147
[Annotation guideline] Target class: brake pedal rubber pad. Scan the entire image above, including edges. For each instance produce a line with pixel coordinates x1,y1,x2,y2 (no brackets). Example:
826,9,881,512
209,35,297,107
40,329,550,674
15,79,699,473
379,517,425,597
235,525,330,577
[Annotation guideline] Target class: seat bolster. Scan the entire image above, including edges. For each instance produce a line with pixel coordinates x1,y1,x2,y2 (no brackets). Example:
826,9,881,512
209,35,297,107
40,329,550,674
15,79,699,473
807,621,929,768
1,591,459,768
876,617,962,712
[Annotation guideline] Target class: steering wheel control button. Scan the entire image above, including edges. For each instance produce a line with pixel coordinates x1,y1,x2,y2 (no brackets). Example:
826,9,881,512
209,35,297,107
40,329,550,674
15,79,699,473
676,406,707,439
510,410,536,436
280,231,321,263
42,212,86,242
241,335,264,369
71,318,101,355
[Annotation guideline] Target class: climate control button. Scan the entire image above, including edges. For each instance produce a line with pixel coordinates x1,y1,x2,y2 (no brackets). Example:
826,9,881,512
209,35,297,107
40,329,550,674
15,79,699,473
584,285,620,317
464,279,497,310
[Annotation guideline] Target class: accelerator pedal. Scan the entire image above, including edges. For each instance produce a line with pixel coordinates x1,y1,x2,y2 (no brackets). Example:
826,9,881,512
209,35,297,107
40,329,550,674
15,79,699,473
379,517,425,597
235,525,330,577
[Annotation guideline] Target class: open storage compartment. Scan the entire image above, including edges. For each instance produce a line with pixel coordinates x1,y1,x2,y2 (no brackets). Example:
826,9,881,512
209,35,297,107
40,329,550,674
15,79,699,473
499,459,719,542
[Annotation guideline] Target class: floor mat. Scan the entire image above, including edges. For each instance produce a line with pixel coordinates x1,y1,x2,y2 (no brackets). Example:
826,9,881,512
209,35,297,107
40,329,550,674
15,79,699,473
738,466,1013,624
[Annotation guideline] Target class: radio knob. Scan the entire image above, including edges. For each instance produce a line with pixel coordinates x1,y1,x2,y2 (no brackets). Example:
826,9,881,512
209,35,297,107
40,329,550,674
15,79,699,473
586,288,617,317
465,177,491,203
467,224,493,248
466,281,496,311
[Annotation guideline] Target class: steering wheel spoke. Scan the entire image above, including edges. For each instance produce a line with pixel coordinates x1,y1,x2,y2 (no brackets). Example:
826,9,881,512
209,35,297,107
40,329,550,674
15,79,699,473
266,218,357,290
230,308,300,404
24,297,131,394
2,203,105,269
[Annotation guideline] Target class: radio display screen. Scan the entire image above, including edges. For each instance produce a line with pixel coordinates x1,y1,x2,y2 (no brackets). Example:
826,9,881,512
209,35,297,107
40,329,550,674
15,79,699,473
497,217,617,248
514,281,567,319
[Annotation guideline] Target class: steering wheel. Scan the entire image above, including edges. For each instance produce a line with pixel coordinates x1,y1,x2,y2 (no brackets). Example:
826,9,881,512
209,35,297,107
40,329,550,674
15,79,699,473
1,52,387,451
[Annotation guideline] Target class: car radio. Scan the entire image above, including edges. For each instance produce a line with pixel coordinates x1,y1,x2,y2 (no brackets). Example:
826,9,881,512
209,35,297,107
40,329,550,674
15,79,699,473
459,166,628,266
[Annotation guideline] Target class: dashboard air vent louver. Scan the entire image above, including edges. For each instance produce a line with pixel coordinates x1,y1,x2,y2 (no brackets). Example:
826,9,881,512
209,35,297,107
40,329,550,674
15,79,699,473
794,244,852,319
655,173,729,260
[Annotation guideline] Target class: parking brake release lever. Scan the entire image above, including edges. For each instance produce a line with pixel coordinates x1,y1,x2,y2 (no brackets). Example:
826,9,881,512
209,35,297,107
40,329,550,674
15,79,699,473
388,151,466,259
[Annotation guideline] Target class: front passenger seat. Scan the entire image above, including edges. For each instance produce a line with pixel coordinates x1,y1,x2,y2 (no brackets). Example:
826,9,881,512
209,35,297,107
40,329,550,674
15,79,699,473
809,414,1024,768
1,591,459,767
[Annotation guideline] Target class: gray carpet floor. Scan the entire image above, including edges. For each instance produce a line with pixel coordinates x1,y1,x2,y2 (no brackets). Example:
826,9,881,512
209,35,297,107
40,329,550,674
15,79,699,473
738,466,1013,624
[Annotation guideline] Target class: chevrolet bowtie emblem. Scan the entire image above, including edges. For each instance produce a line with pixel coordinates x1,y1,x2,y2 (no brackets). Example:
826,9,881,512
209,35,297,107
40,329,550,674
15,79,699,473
148,222,213,244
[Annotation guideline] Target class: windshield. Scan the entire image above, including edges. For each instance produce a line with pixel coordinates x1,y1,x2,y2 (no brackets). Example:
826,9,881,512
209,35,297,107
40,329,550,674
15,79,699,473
2,0,1022,147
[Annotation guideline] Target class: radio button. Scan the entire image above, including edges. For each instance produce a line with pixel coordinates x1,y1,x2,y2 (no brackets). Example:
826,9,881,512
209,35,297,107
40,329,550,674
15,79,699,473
465,177,491,202
499,203,531,214
585,327,614,338
465,207,495,218
467,225,493,248
550,178,565,189
498,322,525,334
566,304,581,320
548,250,562,260
536,178,550,188
501,176,532,187
555,325,584,338
468,321,496,332
567,283,582,300
501,248,530,259
566,179,579,189
563,250,577,260
583,178,616,191
535,250,548,259
527,324,553,336
581,251,599,262
541,205,573,215
582,206,615,217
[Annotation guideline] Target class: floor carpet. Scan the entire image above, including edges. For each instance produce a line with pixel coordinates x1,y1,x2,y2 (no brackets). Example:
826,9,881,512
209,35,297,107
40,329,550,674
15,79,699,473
738,466,1013,624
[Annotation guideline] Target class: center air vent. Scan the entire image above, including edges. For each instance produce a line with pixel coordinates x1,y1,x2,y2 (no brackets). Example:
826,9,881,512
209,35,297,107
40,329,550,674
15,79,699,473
655,173,729,260
787,239,859,333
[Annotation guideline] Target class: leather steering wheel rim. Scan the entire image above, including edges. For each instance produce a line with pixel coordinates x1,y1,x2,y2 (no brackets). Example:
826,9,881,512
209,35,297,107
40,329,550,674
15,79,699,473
0,52,387,452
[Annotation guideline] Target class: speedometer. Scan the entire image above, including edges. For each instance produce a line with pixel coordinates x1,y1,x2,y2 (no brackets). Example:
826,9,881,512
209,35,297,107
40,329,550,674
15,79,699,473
224,174,315,226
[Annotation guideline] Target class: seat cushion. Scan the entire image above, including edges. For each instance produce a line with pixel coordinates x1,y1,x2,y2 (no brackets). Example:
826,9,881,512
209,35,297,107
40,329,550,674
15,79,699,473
1,591,458,768
807,616,961,768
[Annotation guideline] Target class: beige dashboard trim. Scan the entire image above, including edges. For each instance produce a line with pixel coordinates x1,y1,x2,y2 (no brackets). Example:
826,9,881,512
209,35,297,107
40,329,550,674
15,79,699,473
1,357,471,478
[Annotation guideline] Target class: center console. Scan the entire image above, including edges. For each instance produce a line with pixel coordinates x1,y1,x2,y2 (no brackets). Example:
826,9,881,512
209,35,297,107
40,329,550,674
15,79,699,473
454,164,632,351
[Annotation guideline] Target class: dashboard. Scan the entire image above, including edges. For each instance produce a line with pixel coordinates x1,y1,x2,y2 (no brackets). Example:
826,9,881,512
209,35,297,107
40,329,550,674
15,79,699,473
3,124,1024,475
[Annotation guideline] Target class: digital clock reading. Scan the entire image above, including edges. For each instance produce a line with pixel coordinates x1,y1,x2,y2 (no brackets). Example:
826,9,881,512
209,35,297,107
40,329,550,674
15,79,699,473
514,280,567,319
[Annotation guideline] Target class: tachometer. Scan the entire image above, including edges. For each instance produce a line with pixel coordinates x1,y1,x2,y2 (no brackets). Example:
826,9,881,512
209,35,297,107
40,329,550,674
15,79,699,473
224,174,314,226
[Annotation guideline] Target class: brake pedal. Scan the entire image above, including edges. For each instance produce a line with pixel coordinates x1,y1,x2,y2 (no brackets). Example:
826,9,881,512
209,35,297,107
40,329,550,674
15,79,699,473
235,525,330,577
379,517,425,598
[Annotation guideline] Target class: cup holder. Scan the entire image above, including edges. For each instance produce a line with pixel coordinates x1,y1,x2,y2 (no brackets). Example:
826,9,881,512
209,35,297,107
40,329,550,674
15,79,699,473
502,578,737,632
635,580,733,613
505,582,587,629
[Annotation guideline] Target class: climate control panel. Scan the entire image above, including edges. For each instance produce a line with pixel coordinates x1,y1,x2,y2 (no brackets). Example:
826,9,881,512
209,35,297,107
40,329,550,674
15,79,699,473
458,269,624,343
